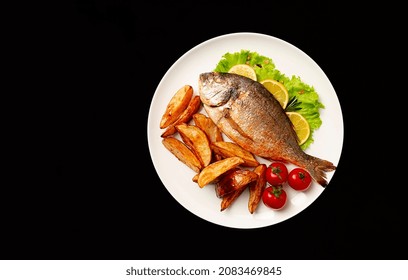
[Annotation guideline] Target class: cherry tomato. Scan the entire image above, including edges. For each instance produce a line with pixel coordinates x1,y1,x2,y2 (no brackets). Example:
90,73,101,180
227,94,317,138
288,167,312,191
262,186,287,210
265,162,288,186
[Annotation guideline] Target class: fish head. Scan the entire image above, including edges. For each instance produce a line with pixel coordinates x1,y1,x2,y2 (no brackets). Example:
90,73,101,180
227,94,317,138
198,72,237,107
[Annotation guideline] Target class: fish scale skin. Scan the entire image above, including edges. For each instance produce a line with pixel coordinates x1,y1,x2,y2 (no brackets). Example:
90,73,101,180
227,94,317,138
198,72,336,187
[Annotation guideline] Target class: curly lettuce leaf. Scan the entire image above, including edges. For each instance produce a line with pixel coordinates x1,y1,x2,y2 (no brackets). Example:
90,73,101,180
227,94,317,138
214,50,325,150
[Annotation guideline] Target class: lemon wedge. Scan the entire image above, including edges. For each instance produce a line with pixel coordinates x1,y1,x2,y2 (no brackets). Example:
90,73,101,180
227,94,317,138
286,112,310,146
228,64,257,81
260,79,289,109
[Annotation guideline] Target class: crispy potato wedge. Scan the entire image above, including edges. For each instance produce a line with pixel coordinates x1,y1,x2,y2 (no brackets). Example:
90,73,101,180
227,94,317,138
215,168,258,198
192,173,199,183
161,95,202,138
221,187,246,212
248,164,267,214
197,156,244,188
193,113,224,162
162,137,202,173
176,123,212,167
211,141,259,167
193,113,223,143
160,85,193,129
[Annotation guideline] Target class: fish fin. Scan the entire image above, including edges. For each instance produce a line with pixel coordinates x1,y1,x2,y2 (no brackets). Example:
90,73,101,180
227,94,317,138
221,108,254,141
308,156,337,187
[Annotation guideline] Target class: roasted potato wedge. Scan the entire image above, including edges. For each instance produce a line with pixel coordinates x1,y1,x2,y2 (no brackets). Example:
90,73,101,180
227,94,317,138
193,113,223,143
220,187,246,212
211,141,259,167
215,168,258,198
248,164,267,214
161,95,202,137
193,113,224,162
192,173,199,183
176,123,212,167
160,85,193,129
162,137,202,173
197,156,244,188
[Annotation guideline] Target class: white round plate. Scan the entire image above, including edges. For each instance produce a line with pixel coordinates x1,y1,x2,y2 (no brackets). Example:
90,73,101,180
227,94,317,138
147,32,343,229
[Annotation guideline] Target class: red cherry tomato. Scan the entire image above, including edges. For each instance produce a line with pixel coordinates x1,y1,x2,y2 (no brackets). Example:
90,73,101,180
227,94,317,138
262,186,287,210
288,167,312,191
265,162,288,186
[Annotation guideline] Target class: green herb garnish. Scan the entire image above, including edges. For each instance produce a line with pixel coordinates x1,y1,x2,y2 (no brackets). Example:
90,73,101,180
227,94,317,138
285,96,302,112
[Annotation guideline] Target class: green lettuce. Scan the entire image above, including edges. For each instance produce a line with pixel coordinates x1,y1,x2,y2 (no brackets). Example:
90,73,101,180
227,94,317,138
213,50,324,150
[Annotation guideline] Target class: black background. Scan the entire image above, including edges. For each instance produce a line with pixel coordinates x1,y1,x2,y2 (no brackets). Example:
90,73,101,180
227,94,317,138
5,1,404,260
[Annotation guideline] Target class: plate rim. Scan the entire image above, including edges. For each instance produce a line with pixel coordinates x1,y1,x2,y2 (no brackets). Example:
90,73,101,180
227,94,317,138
147,32,344,229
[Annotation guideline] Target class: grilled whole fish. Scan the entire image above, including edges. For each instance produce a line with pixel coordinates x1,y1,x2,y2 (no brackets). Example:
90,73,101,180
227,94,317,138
198,72,336,187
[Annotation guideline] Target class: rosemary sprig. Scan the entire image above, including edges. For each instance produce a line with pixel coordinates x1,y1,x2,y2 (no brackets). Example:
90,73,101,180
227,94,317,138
285,96,302,112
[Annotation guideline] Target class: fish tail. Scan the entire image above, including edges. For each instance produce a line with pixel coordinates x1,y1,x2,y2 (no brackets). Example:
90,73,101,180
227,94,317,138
306,155,336,187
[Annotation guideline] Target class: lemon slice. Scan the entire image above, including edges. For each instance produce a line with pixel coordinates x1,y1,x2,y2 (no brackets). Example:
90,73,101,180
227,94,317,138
228,64,257,81
286,112,310,145
260,79,289,109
